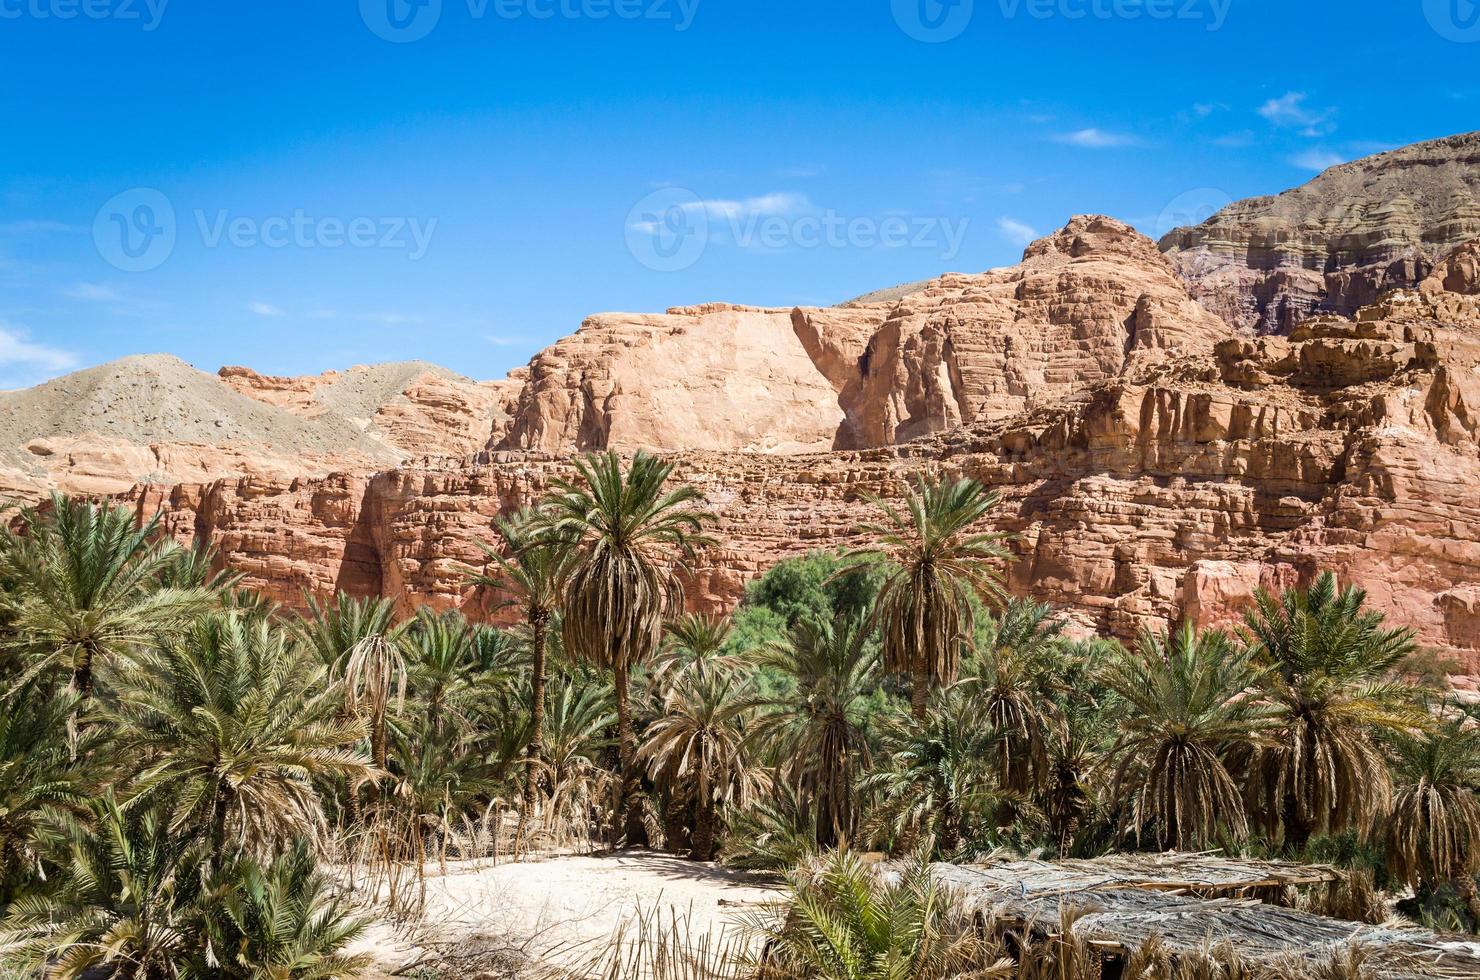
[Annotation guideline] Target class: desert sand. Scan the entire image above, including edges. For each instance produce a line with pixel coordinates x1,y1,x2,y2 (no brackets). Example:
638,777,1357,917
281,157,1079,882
351,851,782,977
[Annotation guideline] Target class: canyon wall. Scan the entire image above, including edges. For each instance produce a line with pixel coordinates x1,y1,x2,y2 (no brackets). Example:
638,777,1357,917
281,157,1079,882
1161,131,1480,335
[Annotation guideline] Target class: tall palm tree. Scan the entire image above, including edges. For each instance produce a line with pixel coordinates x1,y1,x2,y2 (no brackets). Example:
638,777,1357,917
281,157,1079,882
0,495,214,713
845,475,1013,720
542,450,715,846
637,669,764,860
296,592,400,673
469,509,572,846
108,613,377,866
750,615,878,848
1384,718,1480,923
1239,572,1421,849
1097,624,1275,851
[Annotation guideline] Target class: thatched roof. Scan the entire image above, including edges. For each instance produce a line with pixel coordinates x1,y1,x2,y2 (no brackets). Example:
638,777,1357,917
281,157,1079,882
935,852,1339,898
935,855,1480,979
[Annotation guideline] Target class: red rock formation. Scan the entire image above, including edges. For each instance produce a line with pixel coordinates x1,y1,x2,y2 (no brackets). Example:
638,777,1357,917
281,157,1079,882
119,240,1480,676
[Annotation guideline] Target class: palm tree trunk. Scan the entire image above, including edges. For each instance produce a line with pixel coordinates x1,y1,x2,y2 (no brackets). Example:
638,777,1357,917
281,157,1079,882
210,786,231,871
692,791,716,861
911,669,930,722
614,666,648,847
1459,874,1480,930
516,614,549,856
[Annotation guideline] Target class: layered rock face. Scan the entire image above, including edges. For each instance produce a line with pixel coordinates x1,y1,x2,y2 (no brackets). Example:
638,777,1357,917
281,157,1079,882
797,216,1230,448
1161,132,1480,335
494,304,844,454
119,238,1480,673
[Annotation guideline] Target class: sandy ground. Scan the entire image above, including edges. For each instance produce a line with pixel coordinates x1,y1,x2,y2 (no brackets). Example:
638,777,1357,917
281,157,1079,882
350,851,782,977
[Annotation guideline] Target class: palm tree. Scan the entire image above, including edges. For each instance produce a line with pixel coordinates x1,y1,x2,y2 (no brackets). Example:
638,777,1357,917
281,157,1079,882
861,690,1010,856
961,599,1065,797
0,495,214,714
197,840,371,980
638,669,764,860
296,592,400,673
750,615,878,848
655,612,742,686
845,475,1013,720
1239,572,1421,849
469,509,572,847
0,794,207,980
401,608,480,739
108,613,377,866
1097,624,1275,851
742,849,1012,980
1384,718,1480,923
541,681,617,848
543,450,715,846
0,684,94,909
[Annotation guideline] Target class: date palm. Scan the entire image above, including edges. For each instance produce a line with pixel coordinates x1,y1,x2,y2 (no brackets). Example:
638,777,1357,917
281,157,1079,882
541,680,616,847
0,794,207,980
0,684,95,909
750,615,878,848
0,495,214,716
1238,572,1421,849
845,475,1013,720
638,669,764,860
962,599,1066,797
469,509,572,848
108,613,377,866
1384,718,1480,923
400,608,481,739
1098,624,1275,851
543,450,715,846
655,612,743,687
861,690,1011,856
195,840,371,980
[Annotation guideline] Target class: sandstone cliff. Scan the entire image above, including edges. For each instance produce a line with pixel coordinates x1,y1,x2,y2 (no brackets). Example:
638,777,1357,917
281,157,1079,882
115,234,1480,674
1161,132,1480,334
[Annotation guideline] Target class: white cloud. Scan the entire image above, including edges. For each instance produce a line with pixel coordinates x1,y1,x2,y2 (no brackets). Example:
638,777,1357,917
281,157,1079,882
1054,128,1140,149
247,301,286,317
1259,92,1336,136
1289,148,1346,172
0,322,79,385
362,312,425,326
64,282,125,303
1193,102,1229,118
0,219,79,236
630,191,812,235
486,335,532,348
997,217,1040,247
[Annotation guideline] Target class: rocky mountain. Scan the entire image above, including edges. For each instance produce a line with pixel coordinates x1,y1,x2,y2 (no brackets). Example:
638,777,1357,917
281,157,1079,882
1161,131,1480,334
10,133,1480,676
0,357,510,498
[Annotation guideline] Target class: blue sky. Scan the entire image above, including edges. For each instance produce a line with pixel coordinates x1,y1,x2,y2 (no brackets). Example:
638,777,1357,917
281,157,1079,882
1,0,1476,388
